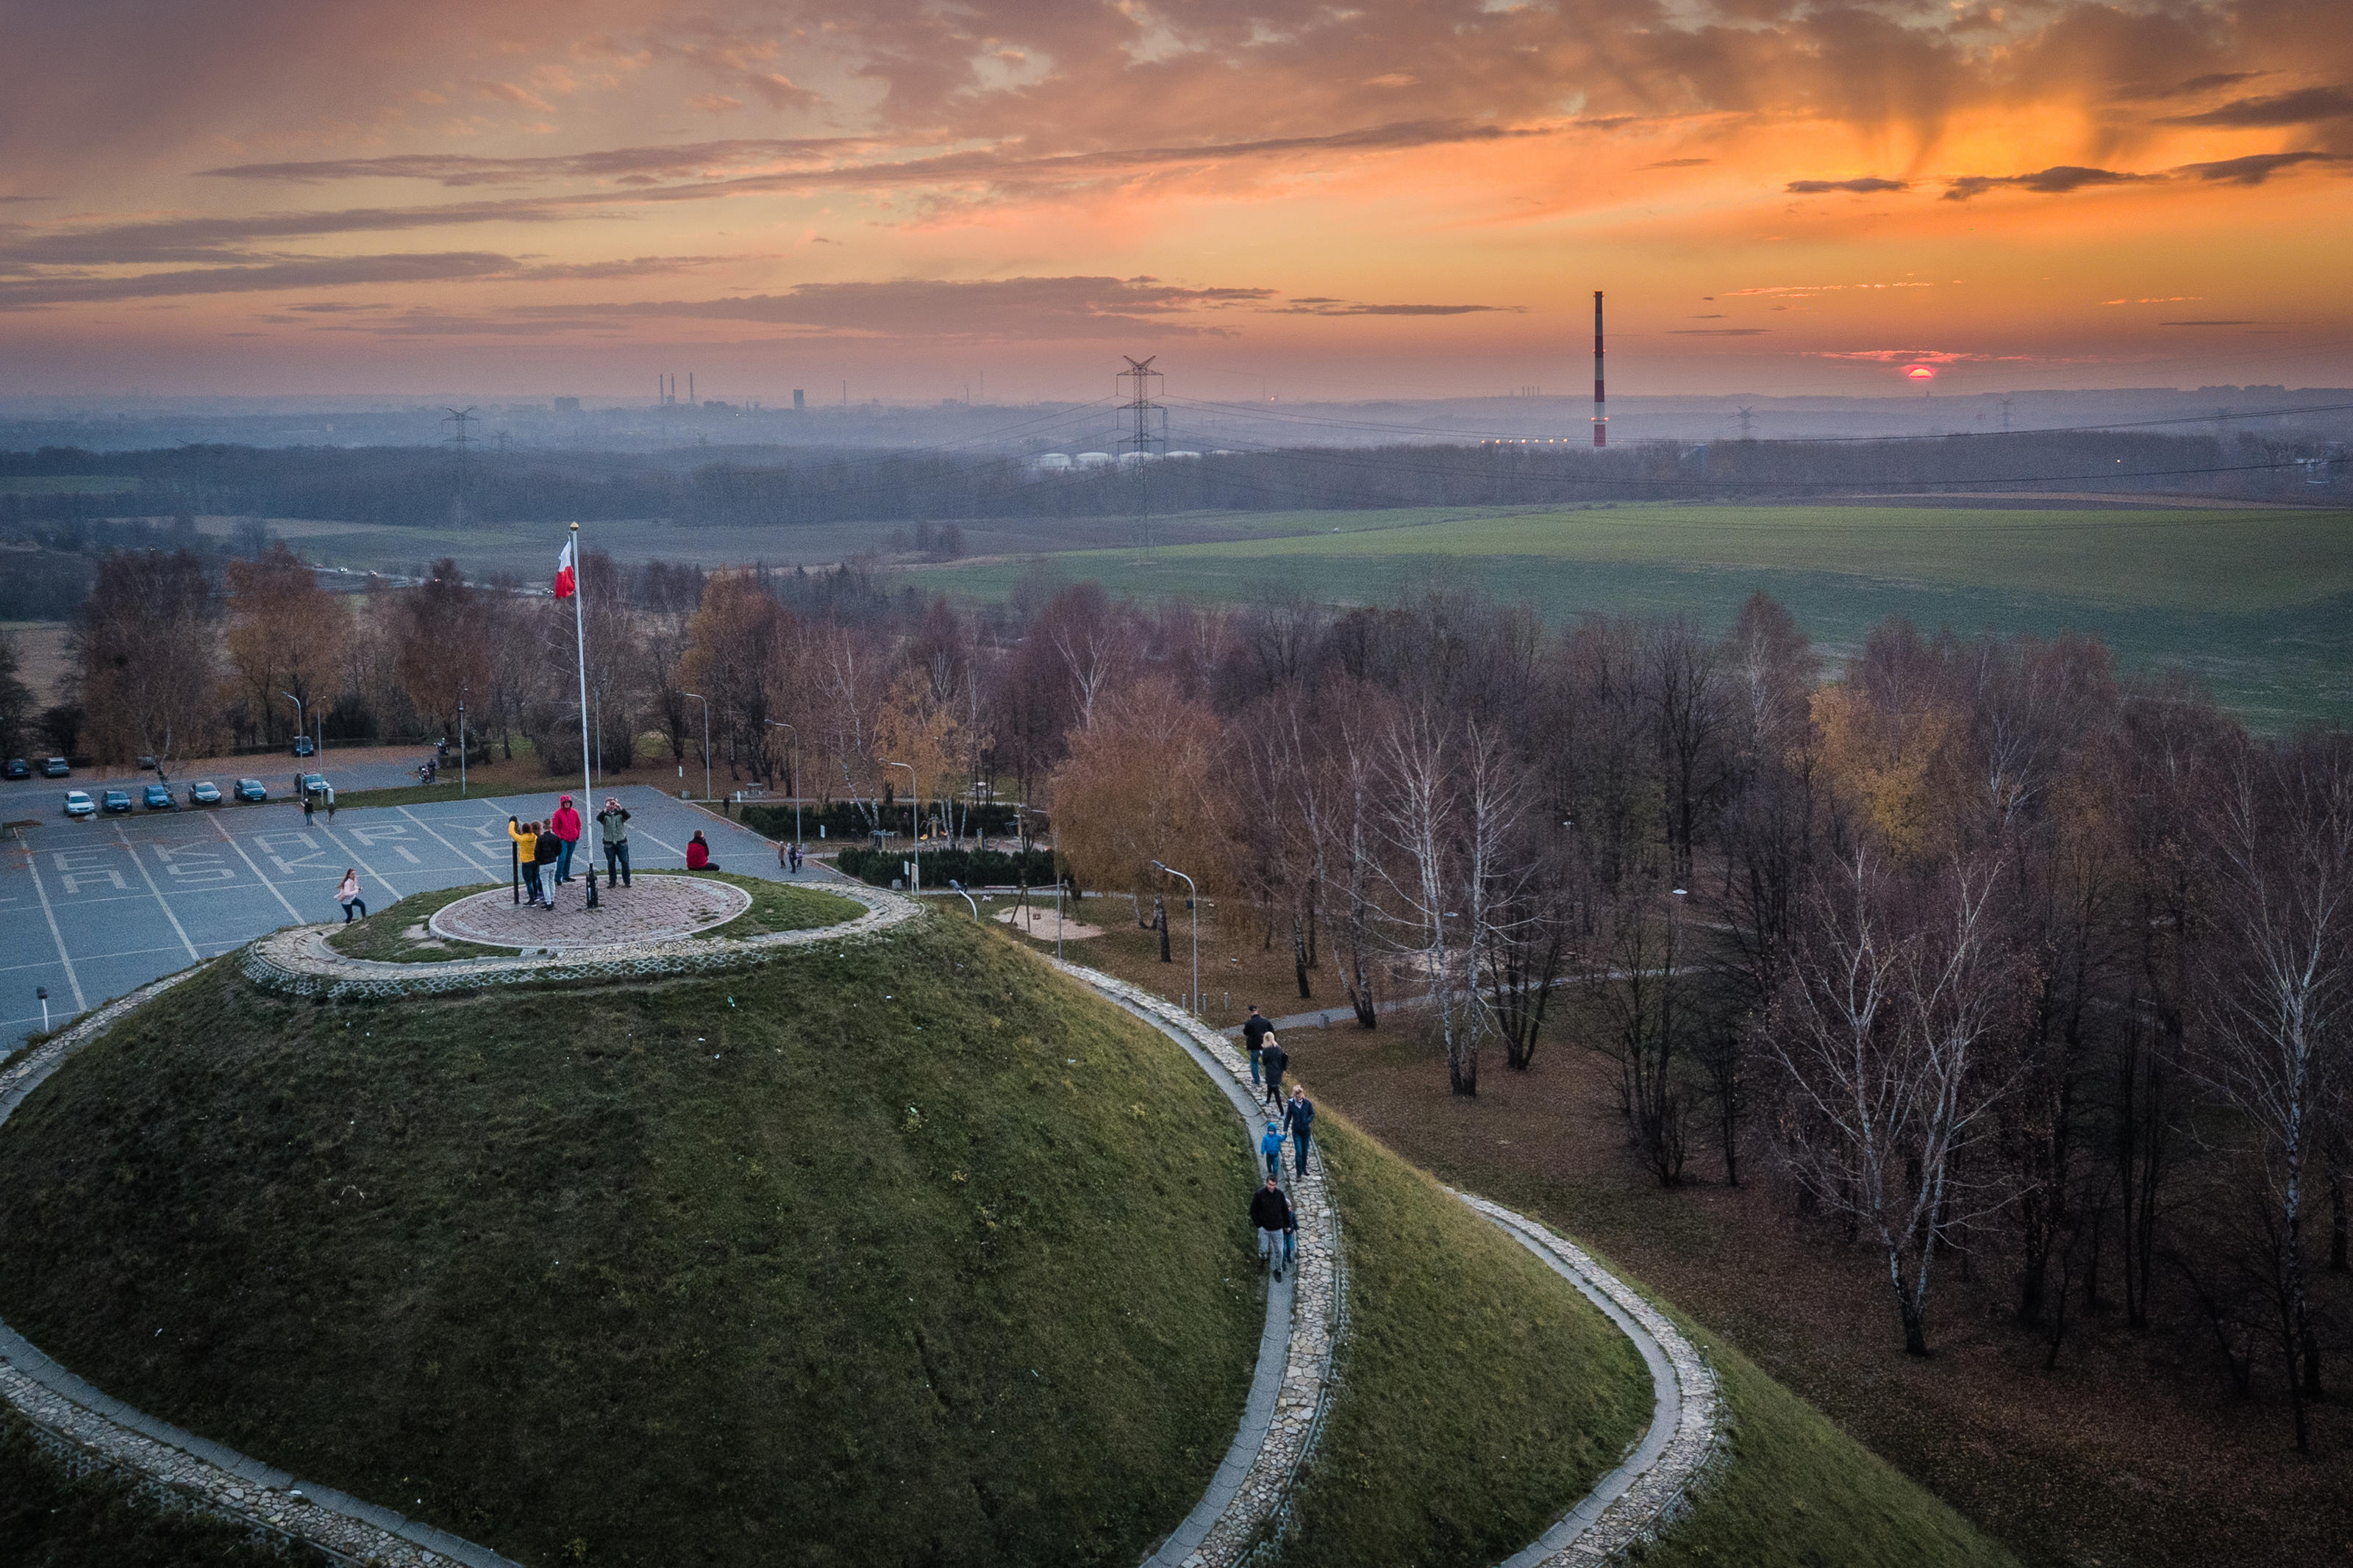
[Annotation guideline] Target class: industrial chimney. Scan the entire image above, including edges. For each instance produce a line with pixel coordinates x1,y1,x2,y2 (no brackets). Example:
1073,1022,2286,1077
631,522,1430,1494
1592,290,1607,448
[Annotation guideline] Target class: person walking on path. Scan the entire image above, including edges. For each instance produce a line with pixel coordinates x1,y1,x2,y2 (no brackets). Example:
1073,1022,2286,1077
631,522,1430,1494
1242,1005,1272,1086
1284,1085,1315,1177
687,830,715,871
1260,1120,1286,1180
549,795,584,885
334,867,366,923
509,817,546,907
1249,1177,1296,1283
789,841,804,874
533,820,562,903
596,797,632,888
1260,1034,1288,1109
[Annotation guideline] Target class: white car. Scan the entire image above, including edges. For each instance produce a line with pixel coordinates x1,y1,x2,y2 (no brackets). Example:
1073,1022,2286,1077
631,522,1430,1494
63,790,95,818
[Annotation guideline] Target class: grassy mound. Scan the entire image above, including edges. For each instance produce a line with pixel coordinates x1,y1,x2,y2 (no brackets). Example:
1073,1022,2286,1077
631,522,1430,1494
1278,1114,1652,1567
326,872,862,962
0,918,1261,1568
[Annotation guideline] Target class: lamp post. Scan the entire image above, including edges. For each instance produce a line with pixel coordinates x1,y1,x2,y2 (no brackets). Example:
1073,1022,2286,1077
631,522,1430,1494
765,721,800,849
947,879,979,921
681,691,710,801
1152,859,1199,1017
457,698,467,797
883,759,917,893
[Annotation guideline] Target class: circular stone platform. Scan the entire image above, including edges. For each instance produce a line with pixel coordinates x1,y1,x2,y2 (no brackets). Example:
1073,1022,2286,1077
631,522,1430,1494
429,875,751,949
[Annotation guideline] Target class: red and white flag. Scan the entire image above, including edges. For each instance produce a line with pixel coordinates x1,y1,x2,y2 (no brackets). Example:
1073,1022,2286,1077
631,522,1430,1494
553,537,576,599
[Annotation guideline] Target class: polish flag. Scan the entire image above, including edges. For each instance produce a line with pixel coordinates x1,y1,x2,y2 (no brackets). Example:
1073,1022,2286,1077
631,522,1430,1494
553,537,576,599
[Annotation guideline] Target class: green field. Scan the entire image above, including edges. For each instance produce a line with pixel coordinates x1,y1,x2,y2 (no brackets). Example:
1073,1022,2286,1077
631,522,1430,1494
910,503,2353,730
0,475,141,495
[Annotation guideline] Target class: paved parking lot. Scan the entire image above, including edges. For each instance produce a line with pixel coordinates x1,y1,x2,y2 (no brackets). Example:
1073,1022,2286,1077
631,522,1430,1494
1,786,806,1050
0,746,437,820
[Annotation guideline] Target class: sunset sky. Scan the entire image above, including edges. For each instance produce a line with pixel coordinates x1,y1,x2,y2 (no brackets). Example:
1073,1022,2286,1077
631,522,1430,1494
4,0,2349,401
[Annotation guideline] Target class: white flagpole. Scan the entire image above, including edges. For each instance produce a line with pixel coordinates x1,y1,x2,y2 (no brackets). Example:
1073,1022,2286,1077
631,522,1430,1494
570,522,590,813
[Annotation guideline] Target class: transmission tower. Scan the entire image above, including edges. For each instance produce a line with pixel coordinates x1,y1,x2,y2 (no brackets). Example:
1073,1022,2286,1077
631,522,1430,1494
1736,406,1754,440
1118,356,1166,556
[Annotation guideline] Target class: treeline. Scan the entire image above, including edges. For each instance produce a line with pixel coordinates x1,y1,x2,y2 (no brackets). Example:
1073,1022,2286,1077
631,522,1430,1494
1,426,2331,531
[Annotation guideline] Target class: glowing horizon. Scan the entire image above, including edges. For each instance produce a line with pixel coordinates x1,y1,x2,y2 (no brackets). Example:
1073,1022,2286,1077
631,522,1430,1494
4,1,2348,402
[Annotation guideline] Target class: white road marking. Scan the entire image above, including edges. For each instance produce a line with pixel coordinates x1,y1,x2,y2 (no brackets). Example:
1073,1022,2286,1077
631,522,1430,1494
204,812,305,921
112,822,199,963
21,847,87,1012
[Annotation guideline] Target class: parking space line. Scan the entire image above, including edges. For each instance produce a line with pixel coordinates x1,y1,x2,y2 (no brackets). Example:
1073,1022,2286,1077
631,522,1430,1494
112,822,200,964
22,851,87,1012
395,805,510,892
203,812,305,922
311,821,402,903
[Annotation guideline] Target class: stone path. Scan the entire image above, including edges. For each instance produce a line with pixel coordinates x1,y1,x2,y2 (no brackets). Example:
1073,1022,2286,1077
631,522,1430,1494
429,873,749,948
1053,962,1346,1568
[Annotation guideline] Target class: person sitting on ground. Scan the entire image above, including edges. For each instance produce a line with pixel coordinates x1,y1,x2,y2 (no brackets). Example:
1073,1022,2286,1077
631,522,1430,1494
509,817,543,906
335,867,366,923
532,820,562,905
1285,1084,1316,1177
687,829,715,871
1249,1175,1296,1282
1260,1119,1286,1180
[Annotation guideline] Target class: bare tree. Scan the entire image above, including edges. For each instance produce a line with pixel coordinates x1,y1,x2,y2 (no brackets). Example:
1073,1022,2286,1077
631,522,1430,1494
1768,849,2027,1354
2194,734,2352,1450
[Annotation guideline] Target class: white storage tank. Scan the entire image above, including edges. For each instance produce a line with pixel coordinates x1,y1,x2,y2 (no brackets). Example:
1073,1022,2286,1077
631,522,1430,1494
1074,451,1115,468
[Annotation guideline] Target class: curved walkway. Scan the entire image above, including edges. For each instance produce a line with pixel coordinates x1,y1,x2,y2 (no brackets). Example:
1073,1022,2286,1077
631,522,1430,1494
241,881,915,1000
1054,962,1346,1568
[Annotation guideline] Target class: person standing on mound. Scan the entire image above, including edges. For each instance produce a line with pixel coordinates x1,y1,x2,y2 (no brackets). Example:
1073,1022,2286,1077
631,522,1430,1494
533,821,562,904
597,796,632,888
335,867,366,923
509,817,543,906
549,795,583,885
1250,1177,1296,1283
687,830,715,871
1260,1034,1288,1109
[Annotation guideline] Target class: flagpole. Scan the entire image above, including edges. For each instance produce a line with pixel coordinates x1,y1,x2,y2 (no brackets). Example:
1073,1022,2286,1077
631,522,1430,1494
570,522,590,815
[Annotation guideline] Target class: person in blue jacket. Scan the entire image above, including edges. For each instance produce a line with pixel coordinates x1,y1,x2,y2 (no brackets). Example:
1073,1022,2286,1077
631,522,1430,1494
1260,1119,1285,1180
1284,1085,1315,1176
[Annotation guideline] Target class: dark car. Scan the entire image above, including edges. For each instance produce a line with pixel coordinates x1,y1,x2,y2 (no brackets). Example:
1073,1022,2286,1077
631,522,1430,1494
4,757,27,780
102,788,132,813
138,754,158,770
293,736,315,757
188,780,222,806
142,782,174,810
235,778,267,802
42,756,70,778
299,772,328,797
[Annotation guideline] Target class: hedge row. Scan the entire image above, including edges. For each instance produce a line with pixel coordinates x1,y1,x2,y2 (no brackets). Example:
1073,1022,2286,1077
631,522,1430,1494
833,845,1060,889
736,801,1039,842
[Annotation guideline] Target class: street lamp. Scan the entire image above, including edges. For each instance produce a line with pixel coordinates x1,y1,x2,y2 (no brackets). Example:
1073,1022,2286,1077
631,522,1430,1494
681,692,710,801
947,878,979,921
765,721,800,849
457,696,467,797
882,759,917,893
1152,859,1199,1017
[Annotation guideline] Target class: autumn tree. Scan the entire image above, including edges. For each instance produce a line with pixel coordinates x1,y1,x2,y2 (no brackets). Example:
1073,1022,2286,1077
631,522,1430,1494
224,542,345,745
72,548,224,768
392,559,491,744
676,568,783,788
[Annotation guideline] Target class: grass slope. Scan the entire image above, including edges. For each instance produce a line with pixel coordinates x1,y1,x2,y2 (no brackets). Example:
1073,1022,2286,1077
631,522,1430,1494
0,920,1261,1568
912,503,2353,728
0,1407,315,1567
1278,1114,1651,1568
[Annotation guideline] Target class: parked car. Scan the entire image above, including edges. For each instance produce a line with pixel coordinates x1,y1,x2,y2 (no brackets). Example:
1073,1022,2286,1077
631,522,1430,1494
102,788,132,814
42,757,70,778
63,790,95,817
188,780,222,805
142,782,174,810
300,772,328,796
4,758,27,780
293,736,315,757
235,778,268,802
138,755,157,770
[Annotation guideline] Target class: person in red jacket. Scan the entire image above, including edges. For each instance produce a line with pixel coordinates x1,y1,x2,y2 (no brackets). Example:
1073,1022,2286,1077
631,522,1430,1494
549,795,583,885
686,829,716,871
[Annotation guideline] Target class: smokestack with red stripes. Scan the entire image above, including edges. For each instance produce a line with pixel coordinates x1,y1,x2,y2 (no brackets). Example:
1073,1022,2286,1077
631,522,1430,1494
1592,290,1607,448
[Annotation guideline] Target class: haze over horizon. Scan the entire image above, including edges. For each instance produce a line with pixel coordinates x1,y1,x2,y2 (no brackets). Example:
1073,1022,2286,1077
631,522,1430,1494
4,0,2349,404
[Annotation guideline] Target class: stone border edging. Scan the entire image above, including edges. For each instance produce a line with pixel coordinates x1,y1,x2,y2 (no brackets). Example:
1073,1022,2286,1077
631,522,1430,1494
0,963,521,1568
425,876,751,946
1460,1196,1727,1567
1049,962,1346,1568
242,882,918,1000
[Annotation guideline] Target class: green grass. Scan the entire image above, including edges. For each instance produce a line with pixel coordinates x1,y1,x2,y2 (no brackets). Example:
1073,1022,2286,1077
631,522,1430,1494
0,1406,315,1567
324,873,863,962
0,923,1263,1568
1635,1317,2017,1568
908,502,2353,730
1278,1114,1652,1567
0,475,140,495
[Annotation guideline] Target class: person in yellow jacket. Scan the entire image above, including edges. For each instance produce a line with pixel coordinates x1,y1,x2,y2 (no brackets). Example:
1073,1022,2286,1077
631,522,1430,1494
509,816,548,907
